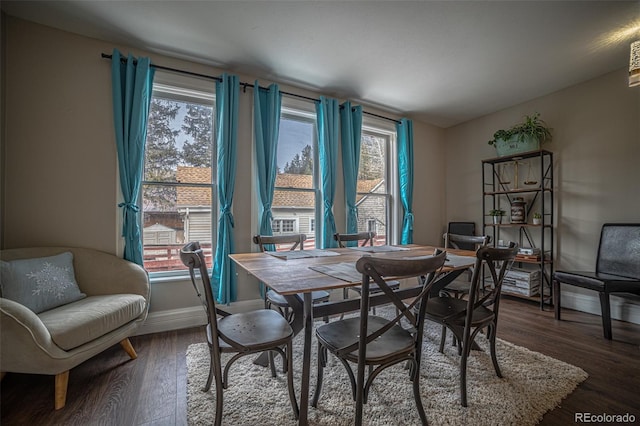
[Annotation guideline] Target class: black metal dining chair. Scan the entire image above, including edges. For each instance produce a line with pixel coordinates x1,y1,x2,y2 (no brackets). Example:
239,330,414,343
253,234,331,321
334,231,400,314
180,242,299,425
441,233,491,299
311,250,447,425
424,243,518,407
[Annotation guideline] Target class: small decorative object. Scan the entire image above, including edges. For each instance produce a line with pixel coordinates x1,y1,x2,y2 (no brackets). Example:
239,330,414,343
510,197,526,223
487,113,552,157
524,161,538,186
489,209,506,224
498,164,511,185
532,212,542,225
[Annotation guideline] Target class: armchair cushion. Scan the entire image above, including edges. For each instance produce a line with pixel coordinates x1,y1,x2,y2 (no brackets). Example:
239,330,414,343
38,294,147,351
1,252,86,313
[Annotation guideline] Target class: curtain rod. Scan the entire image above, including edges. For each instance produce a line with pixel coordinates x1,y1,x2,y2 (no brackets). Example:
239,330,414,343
101,53,401,124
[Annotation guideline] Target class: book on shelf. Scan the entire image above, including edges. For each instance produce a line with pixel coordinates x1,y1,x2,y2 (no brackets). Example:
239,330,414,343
518,247,541,255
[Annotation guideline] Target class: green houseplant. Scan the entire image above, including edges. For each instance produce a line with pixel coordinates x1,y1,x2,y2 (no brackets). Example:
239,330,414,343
488,112,552,157
489,209,506,224
532,212,542,225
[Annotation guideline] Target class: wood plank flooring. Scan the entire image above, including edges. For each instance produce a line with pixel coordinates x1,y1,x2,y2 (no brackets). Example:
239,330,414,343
2,298,639,425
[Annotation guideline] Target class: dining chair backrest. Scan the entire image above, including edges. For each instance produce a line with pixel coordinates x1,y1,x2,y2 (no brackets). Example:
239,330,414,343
253,234,307,252
443,233,490,251
447,222,476,250
347,250,448,356
467,242,518,314
180,241,224,351
333,231,376,248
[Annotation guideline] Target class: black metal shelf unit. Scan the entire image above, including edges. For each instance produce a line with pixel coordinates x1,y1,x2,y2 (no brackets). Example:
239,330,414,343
482,149,554,309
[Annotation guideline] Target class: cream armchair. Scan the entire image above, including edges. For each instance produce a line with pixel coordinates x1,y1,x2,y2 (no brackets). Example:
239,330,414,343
0,247,150,409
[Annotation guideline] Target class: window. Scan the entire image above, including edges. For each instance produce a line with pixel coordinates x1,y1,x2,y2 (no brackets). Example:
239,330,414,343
273,104,319,248
142,75,216,274
272,218,298,234
356,125,394,245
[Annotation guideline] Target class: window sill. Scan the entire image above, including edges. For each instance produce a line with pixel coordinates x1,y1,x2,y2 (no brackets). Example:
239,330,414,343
149,272,192,284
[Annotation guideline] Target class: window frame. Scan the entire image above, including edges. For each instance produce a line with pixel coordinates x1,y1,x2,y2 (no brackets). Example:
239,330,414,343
140,71,217,280
357,119,398,245
271,101,321,246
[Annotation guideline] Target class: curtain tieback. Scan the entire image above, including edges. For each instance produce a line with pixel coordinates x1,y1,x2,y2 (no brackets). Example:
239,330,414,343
405,212,415,230
221,209,235,227
118,202,140,212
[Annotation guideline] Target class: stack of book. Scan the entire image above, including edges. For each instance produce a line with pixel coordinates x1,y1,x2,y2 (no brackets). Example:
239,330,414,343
502,267,540,296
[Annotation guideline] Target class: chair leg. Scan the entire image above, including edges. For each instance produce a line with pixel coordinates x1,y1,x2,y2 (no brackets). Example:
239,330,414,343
459,340,472,407
438,325,447,353
598,292,613,340
204,350,215,392
311,343,326,408
286,341,299,419
488,324,502,378
553,279,561,320
54,371,69,410
213,356,224,426
411,359,428,426
120,338,138,359
268,350,277,378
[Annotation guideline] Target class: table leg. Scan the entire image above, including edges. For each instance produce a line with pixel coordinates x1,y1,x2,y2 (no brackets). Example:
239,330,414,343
299,292,313,425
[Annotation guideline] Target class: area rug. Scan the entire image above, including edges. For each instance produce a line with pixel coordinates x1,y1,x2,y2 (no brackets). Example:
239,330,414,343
186,309,587,425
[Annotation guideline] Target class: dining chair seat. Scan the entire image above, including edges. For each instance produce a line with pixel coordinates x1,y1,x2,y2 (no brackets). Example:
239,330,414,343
212,309,294,351
266,289,330,308
316,316,415,364
425,297,495,327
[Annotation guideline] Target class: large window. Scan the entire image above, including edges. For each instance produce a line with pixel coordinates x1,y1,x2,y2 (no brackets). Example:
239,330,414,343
357,125,394,245
142,78,216,273
273,105,319,249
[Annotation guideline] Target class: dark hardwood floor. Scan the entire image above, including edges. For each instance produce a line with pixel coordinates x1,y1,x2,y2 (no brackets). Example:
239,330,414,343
2,298,639,425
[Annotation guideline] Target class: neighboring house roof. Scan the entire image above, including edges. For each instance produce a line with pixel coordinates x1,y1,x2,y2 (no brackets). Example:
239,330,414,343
176,167,383,208
177,166,212,206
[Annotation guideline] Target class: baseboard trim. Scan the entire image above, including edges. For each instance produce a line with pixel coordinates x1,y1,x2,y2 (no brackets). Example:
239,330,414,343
561,289,640,325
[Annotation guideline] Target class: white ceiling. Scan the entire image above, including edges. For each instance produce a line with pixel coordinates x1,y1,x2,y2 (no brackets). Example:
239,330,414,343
2,1,639,127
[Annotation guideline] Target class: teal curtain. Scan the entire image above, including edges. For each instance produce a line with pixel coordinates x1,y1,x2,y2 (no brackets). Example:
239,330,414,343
397,118,414,244
316,97,340,249
339,101,362,239
111,48,155,266
254,82,282,249
211,74,239,304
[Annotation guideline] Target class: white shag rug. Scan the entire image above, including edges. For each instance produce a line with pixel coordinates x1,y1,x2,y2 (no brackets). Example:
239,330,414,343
186,308,587,425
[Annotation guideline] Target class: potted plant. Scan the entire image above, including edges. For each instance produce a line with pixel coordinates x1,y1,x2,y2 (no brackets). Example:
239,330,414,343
489,209,506,224
488,112,552,157
532,212,542,225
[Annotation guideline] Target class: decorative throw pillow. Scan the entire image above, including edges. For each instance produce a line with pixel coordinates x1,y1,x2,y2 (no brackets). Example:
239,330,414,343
0,252,86,313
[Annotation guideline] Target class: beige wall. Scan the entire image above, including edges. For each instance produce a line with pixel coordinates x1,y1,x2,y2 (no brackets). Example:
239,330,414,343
1,17,446,328
445,68,640,322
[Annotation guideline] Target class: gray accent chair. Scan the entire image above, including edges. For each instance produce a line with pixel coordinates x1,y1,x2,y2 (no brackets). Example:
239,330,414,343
0,247,150,409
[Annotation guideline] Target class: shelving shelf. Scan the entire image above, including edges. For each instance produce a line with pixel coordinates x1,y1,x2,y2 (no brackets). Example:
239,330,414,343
482,149,554,310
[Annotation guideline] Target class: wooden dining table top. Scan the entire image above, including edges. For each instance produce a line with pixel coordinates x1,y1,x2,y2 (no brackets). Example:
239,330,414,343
229,244,476,295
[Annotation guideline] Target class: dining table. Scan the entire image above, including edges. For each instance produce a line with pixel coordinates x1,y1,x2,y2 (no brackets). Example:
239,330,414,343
229,243,476,425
